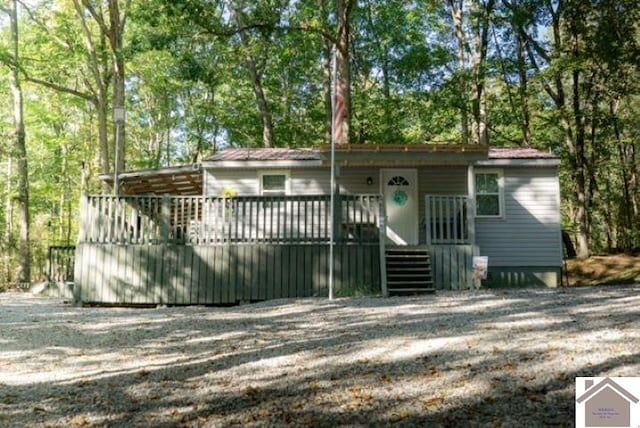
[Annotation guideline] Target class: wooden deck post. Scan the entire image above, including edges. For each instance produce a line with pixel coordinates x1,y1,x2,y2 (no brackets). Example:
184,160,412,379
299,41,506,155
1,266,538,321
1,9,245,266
378,197,388,297
466,164,476,247
467,164,479,289
160,196,171,244
424,195,432,246
79,195,89,243
333,191,342,242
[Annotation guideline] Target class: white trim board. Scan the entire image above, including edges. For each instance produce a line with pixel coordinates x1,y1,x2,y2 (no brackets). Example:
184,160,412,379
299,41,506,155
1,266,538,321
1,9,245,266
475,159,560,167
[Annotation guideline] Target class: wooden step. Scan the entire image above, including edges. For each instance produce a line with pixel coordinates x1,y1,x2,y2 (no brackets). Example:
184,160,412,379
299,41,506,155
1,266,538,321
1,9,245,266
385,247,434,296
389,288,436,296
387,272,431,282
389,281,433,286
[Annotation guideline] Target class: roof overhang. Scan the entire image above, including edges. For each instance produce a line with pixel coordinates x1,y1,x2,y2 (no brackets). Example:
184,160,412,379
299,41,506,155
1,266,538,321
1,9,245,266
202,159,323,169
318,144,489,166
100,164,203,195
475,158,561,167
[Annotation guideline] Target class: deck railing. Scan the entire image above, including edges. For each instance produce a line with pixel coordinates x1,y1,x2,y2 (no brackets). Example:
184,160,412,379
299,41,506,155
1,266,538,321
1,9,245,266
47,246,76,282
425,195,472,245
79,194,382,245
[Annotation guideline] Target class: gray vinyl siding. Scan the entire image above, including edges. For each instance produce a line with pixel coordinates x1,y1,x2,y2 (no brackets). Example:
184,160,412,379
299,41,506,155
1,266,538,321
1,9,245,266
205,168,331,196
416,167,468,244
340,166,468,221
417,167,467,230
204,169,260,196
205,167,384,196
293,168,331,194
206,167,467,247
475,167,562,267
418,166,468,195
338,168,380,193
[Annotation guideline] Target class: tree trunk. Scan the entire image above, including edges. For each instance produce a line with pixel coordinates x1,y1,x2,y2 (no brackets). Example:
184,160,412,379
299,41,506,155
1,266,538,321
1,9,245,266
109,0,126,173
3,158,14,284
9,0,30,283
520,0,590,258
569,15,589,259
631,142,640,223
448,0,470,144
73,0,111,190
249,63,275,148
226,0,274,148
611,99,633,249
96,95,110,175
470,0,494,145
335,0,353,145
319,0,332,144
516,31,532,146
364,1,393,140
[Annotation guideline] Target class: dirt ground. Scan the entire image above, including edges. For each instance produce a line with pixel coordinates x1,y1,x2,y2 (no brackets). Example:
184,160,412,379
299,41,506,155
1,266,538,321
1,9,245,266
1,286,639,427
565,254,640,287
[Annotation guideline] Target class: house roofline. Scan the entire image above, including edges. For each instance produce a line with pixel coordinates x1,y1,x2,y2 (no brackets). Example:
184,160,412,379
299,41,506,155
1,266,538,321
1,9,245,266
100,164,202,196
576,377,639,404
202,159,323,169
318,143,488,154
100,163,201,181
475,159,560,167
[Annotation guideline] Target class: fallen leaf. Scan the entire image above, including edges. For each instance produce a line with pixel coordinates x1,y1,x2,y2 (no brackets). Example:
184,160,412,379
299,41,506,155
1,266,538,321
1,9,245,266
422,396,443,409
244,385,260,399
502,362,518,371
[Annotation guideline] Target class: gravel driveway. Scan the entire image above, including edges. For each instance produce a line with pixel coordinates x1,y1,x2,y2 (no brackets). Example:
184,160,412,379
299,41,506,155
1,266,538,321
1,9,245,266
1,286,639,427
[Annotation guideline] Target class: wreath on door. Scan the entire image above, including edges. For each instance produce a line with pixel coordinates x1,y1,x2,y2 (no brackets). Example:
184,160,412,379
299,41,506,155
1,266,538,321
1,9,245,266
392,190,408,206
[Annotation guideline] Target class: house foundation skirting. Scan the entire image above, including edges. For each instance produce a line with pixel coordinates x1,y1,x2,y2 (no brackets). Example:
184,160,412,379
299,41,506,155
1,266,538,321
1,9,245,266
481,266,562,288
73,243,381,305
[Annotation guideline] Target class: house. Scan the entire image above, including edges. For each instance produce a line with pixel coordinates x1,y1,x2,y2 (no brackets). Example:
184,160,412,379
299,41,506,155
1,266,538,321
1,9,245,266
576,377,639,427
73,144,562,305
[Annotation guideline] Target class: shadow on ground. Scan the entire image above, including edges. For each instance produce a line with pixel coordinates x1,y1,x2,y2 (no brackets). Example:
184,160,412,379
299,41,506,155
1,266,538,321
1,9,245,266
1,285,639,427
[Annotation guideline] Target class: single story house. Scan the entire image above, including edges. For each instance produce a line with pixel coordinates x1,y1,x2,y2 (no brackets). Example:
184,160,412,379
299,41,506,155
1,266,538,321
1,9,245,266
73,144,562,305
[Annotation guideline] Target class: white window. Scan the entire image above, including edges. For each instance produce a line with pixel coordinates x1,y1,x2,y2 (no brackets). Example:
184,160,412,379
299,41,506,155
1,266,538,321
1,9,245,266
475,170,504,217
259,171,289,196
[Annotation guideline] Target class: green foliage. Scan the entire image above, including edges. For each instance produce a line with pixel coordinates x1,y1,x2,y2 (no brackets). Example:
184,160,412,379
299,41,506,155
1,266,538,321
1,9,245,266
334,283,381,298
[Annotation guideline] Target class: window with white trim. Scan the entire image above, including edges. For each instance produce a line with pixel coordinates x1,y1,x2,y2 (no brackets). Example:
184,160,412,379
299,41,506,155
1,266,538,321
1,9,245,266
475,170,503,217
259,171,289,196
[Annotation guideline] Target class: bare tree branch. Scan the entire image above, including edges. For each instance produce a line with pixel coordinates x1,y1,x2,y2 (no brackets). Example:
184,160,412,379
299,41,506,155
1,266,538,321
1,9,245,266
80,0,109,35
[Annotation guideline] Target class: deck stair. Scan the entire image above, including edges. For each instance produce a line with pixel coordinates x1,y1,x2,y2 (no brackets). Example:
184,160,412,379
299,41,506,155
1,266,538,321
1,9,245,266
386,248,435,295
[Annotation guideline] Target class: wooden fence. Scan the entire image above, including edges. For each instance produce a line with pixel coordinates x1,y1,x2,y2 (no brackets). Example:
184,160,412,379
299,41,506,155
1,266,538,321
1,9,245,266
48,246,76,282
74,194,385,305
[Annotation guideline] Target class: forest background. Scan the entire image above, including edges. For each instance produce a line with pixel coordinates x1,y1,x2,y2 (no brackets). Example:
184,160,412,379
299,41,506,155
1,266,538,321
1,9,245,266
0,0,638,284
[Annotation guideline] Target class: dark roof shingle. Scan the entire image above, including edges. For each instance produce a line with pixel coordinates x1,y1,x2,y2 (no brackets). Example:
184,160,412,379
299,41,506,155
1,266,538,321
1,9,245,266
488,147,557,159
206,148,322,161
205,146,557,162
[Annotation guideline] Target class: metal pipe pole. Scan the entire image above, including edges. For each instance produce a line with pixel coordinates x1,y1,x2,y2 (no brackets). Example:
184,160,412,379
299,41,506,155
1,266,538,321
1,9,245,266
113,135,119,196
329,47,337,301
113,107,125,195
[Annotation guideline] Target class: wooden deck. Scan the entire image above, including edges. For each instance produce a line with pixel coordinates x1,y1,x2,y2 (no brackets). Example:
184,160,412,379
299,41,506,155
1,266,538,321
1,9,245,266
74,194,385,305
73,193,480,305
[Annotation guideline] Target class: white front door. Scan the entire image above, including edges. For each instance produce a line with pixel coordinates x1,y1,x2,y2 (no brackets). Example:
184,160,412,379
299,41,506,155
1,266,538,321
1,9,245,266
381,169,419,245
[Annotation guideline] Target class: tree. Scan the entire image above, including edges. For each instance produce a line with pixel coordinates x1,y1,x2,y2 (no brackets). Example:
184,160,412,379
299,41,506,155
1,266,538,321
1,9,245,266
1,0,31,283
76,0,131,177
445,0,495,145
